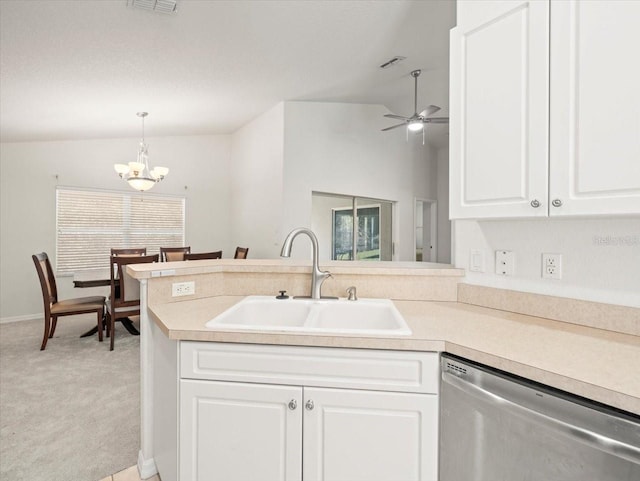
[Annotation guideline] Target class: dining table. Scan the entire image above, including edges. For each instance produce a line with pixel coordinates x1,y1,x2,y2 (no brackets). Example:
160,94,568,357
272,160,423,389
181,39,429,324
73,269,140,337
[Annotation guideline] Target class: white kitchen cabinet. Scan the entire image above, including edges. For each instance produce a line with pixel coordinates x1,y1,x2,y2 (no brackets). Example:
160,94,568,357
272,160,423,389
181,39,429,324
450,0,640,219
178,342,439,481
449,0,549,219
303,387,437,481
549,0,640,216
179,380,302,481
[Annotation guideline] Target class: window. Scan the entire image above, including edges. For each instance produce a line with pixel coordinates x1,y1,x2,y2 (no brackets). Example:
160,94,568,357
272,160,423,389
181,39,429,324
56,188,185,273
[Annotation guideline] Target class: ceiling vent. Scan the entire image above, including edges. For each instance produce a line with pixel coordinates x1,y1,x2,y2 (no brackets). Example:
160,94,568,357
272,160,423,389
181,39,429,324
379,56,406,69
127,0,178,14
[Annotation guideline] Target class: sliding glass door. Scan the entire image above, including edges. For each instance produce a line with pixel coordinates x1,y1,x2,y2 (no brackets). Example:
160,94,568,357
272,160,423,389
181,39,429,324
312,192,393,261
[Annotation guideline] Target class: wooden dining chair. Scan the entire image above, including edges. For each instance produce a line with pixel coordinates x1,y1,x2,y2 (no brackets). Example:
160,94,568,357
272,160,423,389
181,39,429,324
110,248,147,298
110,247,146,257
160,246,191,262
106,254,158,351
234,247,249,259
184,251,222,260
32,253,106,350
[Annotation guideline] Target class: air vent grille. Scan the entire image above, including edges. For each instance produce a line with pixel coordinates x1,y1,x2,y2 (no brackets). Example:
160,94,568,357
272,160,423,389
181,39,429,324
379,56,406,69
446,362,467,375
127,0,178,14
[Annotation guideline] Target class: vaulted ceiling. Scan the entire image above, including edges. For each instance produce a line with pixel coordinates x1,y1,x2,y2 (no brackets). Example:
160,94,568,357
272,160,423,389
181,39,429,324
0,0,455,146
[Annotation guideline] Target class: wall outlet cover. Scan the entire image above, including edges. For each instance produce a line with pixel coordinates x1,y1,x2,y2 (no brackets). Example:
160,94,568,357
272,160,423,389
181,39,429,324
495,250,515,276
172,281,195,297
542,253,562,280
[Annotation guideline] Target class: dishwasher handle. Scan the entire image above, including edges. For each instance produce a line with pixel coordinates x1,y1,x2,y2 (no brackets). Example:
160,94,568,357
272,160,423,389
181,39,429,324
442,371,640,465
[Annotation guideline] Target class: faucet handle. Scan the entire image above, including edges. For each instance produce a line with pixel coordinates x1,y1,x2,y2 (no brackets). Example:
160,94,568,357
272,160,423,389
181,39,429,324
346,286,358,301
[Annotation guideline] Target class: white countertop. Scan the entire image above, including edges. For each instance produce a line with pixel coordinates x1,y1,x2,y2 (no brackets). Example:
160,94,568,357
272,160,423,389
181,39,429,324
149,295,640,414
128,258,466,279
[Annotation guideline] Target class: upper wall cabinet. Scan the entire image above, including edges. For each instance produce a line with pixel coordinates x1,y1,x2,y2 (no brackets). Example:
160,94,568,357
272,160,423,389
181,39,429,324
449,0,549,219
449,0,640,219
549,0,640,216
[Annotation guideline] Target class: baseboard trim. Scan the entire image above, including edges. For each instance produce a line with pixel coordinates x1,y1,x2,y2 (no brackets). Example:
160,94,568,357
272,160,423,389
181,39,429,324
137,450,158,479
0,313,41,324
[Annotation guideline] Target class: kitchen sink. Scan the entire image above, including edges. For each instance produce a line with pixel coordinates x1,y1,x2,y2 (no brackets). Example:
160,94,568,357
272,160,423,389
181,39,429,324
206,296,411,336
308,301,408,331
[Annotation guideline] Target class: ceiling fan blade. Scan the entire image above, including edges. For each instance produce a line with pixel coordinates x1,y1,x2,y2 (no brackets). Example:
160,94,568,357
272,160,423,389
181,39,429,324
384,114,410,121
424,117,449,124
419,105,441,117
381,123,407,132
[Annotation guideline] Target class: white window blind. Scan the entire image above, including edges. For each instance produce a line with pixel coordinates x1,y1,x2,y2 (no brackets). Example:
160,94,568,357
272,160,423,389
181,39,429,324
56,188,185,273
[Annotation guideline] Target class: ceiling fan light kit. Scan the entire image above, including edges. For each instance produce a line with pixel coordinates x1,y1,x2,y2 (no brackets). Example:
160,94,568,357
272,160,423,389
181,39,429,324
382,69,449,143
114,112,169,192
407,120,424,132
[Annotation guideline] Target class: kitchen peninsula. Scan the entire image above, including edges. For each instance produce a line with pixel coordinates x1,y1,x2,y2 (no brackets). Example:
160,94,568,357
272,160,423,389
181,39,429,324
128,259,640,481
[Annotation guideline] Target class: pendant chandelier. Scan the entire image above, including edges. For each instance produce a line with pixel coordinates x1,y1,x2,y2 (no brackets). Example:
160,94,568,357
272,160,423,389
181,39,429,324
114,112,169,192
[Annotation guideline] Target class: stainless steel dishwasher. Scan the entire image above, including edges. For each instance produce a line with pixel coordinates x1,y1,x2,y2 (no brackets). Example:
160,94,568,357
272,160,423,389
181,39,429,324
440,353,640,481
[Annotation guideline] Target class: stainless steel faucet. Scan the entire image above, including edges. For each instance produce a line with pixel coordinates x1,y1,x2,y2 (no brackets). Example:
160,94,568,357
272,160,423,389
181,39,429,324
280,228,332,299
346,286,358,301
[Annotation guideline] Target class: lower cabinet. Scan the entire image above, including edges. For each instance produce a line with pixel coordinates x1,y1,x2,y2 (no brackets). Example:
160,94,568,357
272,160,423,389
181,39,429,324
180,380,437,481
178,342,439,481
302,387,437,481
180,380,302,481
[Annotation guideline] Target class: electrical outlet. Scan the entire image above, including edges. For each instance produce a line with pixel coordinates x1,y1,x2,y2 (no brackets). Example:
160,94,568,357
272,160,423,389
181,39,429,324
172,281,195,297
495,250,515,276
542,254,562,280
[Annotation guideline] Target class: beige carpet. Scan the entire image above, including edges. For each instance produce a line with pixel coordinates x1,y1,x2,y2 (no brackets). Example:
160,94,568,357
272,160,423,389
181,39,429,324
0,315,140,481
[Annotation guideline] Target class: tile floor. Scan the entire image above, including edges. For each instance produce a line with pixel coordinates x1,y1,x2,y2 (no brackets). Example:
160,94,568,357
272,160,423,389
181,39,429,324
100,465,160,481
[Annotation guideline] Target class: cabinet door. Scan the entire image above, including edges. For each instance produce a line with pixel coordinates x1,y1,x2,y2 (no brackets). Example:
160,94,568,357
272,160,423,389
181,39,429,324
549,0,640,215
303,387,438,481
450,0,549,219
180,380,302,481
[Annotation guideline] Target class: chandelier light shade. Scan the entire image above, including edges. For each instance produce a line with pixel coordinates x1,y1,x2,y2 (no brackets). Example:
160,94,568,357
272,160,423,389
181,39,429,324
114,112,169,192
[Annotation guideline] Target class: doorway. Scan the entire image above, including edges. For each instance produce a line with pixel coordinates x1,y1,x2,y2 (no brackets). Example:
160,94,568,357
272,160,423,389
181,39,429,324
415,198,437,262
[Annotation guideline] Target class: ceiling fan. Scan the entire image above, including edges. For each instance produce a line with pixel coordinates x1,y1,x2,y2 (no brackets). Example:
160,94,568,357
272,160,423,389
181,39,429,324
382,69,449,134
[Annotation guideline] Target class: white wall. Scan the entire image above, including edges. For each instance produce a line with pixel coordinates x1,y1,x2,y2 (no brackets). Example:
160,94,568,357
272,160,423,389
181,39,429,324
229,103,285,259
453,217,640,307
0,135,231,320
282,101,438,261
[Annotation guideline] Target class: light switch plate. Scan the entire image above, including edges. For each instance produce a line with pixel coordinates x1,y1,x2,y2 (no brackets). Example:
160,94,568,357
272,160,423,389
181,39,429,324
495,250,515,276
469,249,485,272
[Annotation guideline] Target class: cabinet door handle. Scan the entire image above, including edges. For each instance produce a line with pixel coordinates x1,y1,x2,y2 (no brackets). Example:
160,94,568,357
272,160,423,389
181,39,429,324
530,199,541,208
552,199,563,207
305,400,314,411
288,399,297,410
